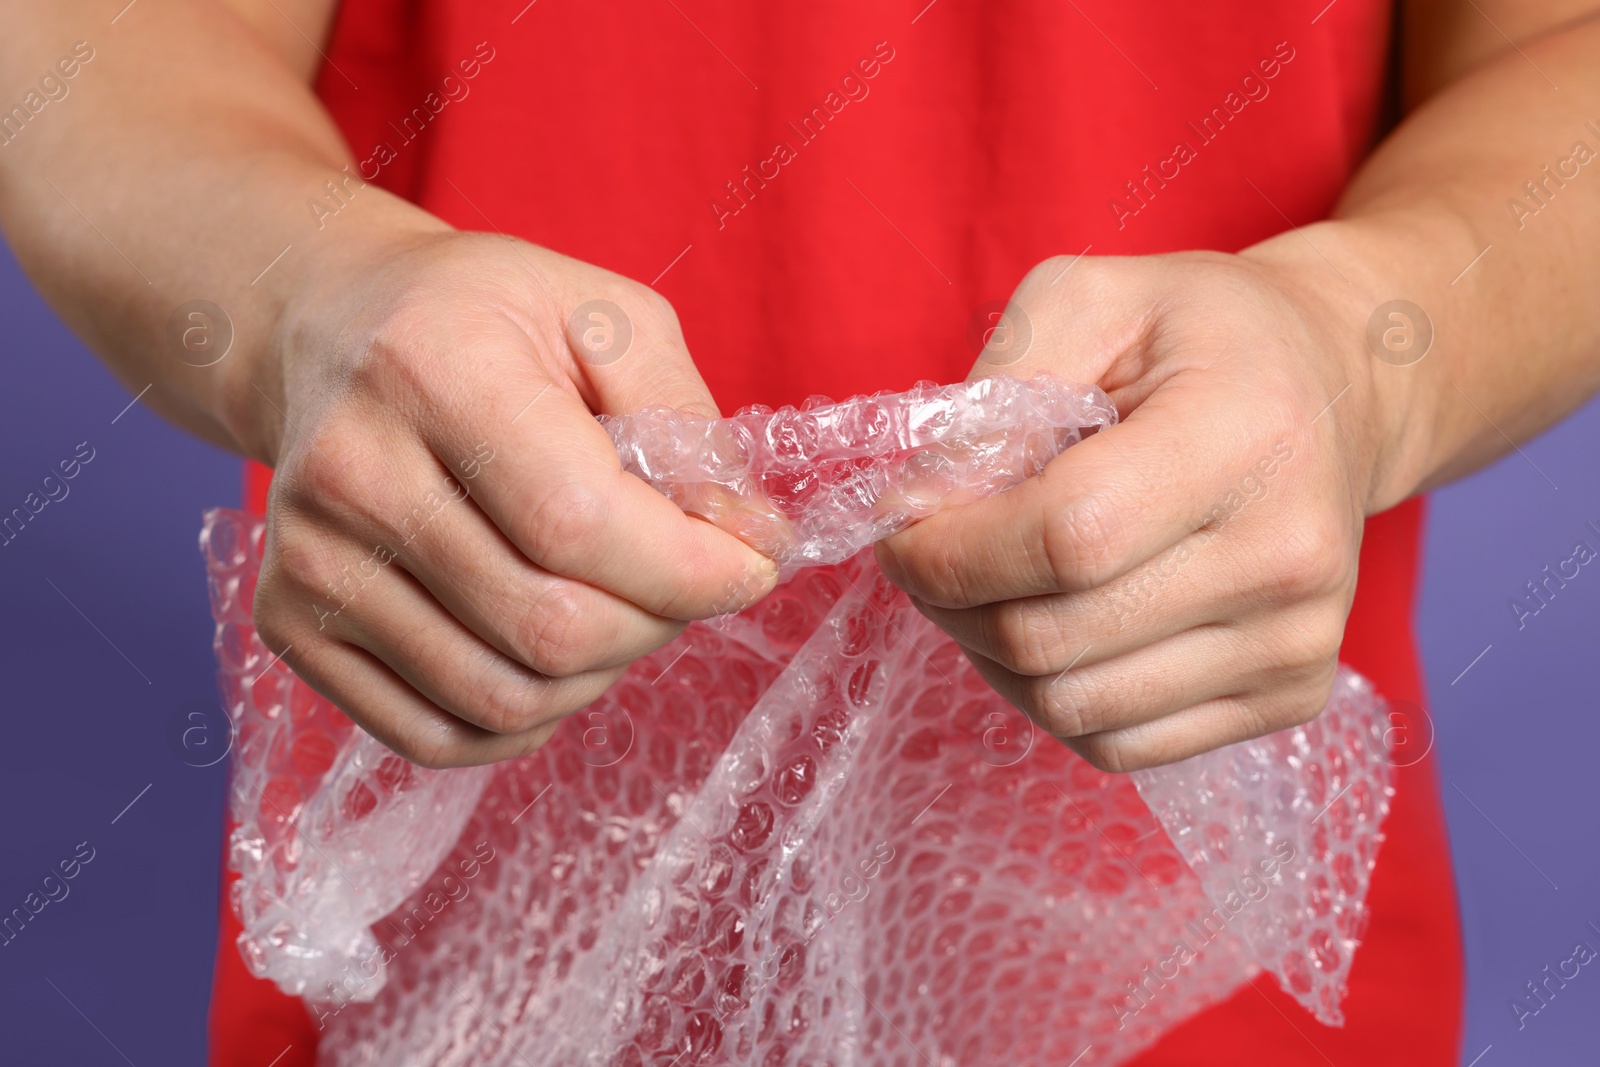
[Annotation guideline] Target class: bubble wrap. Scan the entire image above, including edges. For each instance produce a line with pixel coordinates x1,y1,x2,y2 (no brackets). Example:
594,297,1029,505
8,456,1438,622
200,375,1397,1065
602,376,1118,570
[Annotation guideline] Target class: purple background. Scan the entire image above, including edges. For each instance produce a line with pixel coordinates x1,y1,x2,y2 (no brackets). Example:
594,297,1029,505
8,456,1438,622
1,236,1597,1063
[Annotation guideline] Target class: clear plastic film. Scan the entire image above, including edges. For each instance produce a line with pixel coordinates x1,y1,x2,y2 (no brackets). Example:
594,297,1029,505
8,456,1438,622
201,374,1396,1065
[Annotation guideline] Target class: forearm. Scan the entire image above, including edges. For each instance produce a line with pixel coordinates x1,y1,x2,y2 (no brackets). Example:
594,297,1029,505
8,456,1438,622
1244,13,1600,510
0,0,444,461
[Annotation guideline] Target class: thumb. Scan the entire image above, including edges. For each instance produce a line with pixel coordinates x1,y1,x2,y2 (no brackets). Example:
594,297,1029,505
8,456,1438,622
968,254,1156,389
563,286,798,561
566,289,723,420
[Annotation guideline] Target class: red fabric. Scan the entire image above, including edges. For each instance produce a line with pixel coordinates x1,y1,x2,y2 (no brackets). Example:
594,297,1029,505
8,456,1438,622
213,1,1463,1062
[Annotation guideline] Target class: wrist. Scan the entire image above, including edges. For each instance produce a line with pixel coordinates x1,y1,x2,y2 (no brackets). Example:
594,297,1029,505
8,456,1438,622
1239,220,1435,515
215,193,453,466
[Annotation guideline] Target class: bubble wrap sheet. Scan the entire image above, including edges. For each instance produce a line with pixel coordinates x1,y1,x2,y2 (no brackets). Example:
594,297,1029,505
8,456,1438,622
200,375,1396,1066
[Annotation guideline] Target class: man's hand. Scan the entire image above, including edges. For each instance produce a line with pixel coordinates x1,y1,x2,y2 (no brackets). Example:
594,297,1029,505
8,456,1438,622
247,231,777,768
0,0,779,771
874,4,1600,773
878,248,1386,772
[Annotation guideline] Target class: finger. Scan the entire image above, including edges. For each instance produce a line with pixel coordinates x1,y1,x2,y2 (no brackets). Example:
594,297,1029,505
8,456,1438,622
1065,667,1338,773
907,537,1216,674
970,254,1159,387
670,479,799,564
322,559,627,737
480,245,725,420
570,283,724,419
280,638,562,770
960,625,1267,741
877,377,1293,607
381,460,688,676
907,504,1335,675
419,316,778,620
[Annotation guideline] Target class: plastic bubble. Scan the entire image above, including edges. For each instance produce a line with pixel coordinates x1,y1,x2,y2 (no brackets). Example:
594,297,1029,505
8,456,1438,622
201,373,1393,1065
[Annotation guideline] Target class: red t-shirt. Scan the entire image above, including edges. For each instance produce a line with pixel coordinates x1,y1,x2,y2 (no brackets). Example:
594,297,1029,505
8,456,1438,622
216,1,1463,1062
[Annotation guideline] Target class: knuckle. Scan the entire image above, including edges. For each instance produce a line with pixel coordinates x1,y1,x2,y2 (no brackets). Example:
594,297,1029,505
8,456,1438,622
251,557,293,634
1309,622,1346,667
283,431,403,543
1040,493,1127,590
336,310,444,411
1248,387,1301,453
991,602,1068,676
474,667,553,735
395,728,462,771
265,524,346,604
358,689,464,769
349,325,420,395
1072,733,1135,774
1285,694,1326,729
496,679,610,742
1021,253,1096,298
1272,520,1349,600
1033,671,1094,739
383,625,542,737
515,587,591,678
1285,671,1337,728
1031,254,1075,283
512,721,562,760
638,286,681,329
524,478,609,564
1243,681,1326,739
881,532,963,607
1262,611,1345,675
251,600,295,658
1102,552,1177,629
614,281,678,331
598,280,680,345
290,435,363,509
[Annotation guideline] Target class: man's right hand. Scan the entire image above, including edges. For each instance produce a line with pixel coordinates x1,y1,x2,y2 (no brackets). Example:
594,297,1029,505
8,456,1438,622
0,2,769,770
243,231,777,768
